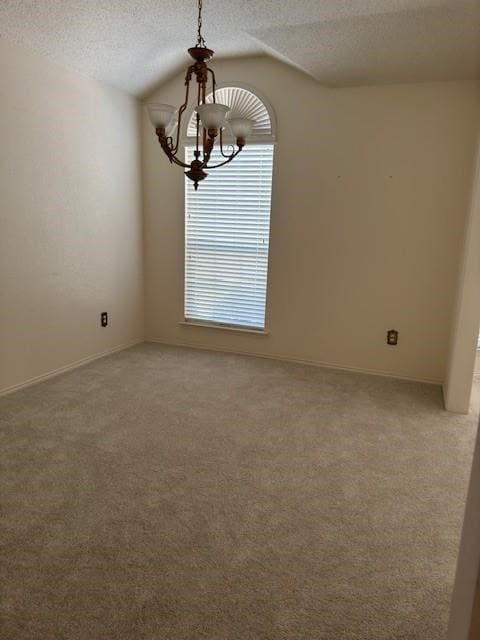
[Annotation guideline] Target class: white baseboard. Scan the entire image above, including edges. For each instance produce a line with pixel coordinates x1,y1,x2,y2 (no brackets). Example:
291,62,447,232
0,338,144,397
442,381,472,415
146,338,443,386
0,337,442,398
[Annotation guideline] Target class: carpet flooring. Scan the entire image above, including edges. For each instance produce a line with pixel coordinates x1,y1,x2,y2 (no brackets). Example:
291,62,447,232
1,343,478,639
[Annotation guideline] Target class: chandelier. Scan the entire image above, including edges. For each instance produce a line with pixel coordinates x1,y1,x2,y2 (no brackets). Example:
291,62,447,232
146,0,254,190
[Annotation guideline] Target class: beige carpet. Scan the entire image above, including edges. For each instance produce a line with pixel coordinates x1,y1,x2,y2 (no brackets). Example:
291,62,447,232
0,343,478,639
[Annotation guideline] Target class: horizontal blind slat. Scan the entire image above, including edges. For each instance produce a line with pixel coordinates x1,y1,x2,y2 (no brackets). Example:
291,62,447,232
185,145,273,330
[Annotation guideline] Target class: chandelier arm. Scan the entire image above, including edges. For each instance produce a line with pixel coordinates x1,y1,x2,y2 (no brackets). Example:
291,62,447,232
205,147,242,169
164,151,191,169
219,128,235,159
158,138,190,169
200,75,207,160
202,134,215,166
196,83,202,155
171,66,194,154
202,127,207,161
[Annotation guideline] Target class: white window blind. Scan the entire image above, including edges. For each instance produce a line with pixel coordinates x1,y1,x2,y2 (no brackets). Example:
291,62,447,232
185,144,274,330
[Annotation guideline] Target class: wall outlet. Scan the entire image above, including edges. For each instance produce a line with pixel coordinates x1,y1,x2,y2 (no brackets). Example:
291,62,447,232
101,312,108,327
387,329,398,345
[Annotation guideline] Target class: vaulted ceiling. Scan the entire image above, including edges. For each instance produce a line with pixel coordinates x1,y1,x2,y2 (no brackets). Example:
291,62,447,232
1,0,479,96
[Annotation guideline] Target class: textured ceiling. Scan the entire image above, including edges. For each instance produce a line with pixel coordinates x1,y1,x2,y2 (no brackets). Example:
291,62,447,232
0,0,479,96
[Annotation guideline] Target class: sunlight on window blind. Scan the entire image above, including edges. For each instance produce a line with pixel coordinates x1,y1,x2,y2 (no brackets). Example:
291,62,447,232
185,144,274,330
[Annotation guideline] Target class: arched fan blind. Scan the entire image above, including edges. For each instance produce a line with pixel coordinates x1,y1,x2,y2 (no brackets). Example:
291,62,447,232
186,86,273,139
184,86,275,330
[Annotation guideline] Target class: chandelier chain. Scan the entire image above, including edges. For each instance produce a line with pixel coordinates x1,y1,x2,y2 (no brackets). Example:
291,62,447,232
196,0,207,48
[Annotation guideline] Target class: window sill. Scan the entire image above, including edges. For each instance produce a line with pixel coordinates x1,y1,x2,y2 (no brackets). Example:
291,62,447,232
180,320,269,336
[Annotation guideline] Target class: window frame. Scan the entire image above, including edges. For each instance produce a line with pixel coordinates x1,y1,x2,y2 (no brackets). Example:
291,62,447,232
182,84,276,333
183,142,275,332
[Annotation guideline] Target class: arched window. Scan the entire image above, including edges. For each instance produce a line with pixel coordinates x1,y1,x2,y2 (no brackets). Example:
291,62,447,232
184,85,276,331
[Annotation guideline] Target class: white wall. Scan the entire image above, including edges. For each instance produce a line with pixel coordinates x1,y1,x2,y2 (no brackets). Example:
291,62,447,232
0,39,144,393
142,56,480,383
448,416,480,639
444,133,480,413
